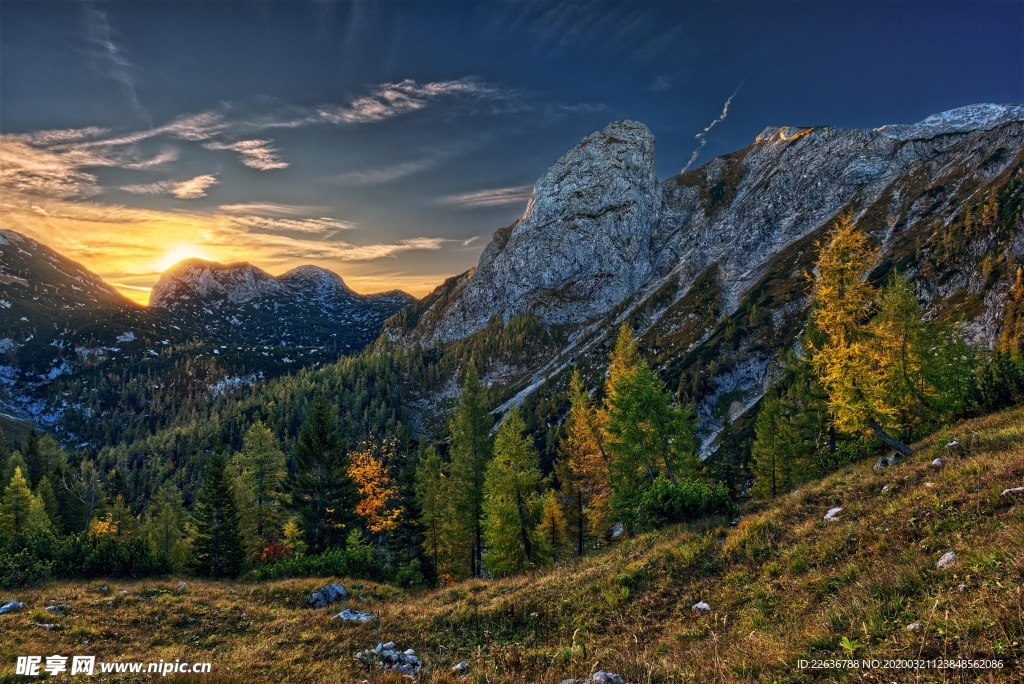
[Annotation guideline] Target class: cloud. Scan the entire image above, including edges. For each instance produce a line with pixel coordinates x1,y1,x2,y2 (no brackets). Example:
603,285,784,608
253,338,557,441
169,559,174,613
682,82,744,173
437,185,534,209
203,139,288,170
31,205,49,216
171,174,218,199
30,127,108,146
118,181,175,195
0,137,101,200
218,202,327,217
226,215,354,235
649,75,673,92
462,236,481,247
83,4,146,119
317,78,495,125
328,159,437,186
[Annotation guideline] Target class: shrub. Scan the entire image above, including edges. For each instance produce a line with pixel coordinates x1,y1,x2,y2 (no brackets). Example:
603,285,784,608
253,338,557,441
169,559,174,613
636,475,736,530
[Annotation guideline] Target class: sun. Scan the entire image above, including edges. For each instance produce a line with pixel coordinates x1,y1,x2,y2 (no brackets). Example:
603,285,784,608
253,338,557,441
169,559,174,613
156,244,213,272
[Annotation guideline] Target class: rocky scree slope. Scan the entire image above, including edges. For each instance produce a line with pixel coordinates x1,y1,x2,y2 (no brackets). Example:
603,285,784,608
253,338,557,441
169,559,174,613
384,105,1024,452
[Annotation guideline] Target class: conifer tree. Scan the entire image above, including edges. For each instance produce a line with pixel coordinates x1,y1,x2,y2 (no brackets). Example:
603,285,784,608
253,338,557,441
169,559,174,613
36,476,60,530
347,440,403,534
192,451,245,578
448,364,493,577
558,368,611,555
482,409,547,577
232,421,287,554
146,481,190,570
807,216,915,455
604,326,699,526
750,391,798,498
0,467,50,536
287,393,357,553
537,490,568,561
414,446,451,578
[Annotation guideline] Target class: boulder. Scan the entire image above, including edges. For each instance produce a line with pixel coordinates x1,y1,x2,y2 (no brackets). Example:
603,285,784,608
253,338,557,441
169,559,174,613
44,604,68,613
873,454,900,471
692,601,711,613
1001,486,1024,497
823,507,842,521
308,583,347,608
355,640,423,676
931,458,943,469
453,661,471,674
590,672,625,684
332,609,375,623
936,551,956,569
906,622,923,632
34,622,57,630
0,600,24,615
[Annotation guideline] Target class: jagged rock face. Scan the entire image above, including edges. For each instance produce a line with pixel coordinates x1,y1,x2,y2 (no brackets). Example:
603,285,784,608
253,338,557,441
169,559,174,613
415,120,660,343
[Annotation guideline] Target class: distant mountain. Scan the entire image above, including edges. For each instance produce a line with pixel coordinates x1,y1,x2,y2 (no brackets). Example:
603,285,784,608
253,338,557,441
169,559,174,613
150,258,415,349
384,104,1024,453
0,231,415,430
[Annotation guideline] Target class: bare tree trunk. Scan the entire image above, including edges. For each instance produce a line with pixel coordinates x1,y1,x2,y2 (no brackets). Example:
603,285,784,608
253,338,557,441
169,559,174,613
868,418,915,456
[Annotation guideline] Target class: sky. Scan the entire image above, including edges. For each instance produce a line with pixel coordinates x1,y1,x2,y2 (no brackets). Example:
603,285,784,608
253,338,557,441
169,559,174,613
1,0,1022,305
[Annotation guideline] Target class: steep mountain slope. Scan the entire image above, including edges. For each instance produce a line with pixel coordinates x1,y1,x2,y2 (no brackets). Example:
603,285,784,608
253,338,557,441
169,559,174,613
384,104,1024,452
150,258,415,350
5,407,1021,683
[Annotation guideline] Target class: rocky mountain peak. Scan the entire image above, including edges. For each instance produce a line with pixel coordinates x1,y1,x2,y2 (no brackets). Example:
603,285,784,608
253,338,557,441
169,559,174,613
278,265,355,298
409,120,661,344
149,259,280,308
876,103,1024,141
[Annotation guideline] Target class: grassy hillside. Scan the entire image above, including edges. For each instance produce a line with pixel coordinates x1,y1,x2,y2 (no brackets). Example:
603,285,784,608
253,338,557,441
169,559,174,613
2,408,1022,683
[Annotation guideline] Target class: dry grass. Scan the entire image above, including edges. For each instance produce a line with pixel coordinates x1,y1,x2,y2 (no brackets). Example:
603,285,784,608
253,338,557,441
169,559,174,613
2,410,1024,683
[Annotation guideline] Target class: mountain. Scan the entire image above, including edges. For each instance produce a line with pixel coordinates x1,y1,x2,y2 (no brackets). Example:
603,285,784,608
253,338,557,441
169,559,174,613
0,232,415,433
150,258,415,350
385,104,1024,452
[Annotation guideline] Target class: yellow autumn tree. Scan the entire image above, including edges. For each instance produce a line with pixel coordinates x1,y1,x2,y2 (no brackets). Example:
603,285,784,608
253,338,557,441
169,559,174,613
347,441,403,534
807,215,915,455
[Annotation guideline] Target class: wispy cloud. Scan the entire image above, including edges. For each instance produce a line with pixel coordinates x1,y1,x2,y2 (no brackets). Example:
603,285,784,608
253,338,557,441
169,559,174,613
649,75,673,92
171,174,218,199
437,185,533,209
328,159,437,186
317,78,497,125
83,4,146,119
682,82,744,173
226,215,354,235
203,139,288,170
218,202,327,217
118,180,175,196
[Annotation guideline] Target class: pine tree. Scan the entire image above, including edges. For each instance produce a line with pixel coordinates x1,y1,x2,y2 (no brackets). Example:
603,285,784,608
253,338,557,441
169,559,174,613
537,490,568,562
414,446,451,579
557,368,611,555
146,481,190,570
807,216,915,455
750,391,798,498
36,476,60,530
287,393,357,553
482,409,548,577
191,451,245,578
448,364,493,578
231,421,287,554
0,467,50,536
604,326,699,527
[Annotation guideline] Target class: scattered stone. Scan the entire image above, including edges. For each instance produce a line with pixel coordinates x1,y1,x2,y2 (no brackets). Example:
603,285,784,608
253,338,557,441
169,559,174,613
117,590,128,596
453,661,471,674
178,581,188,592
824,507,843,521
610,524,624,538
881,485,890,493
906,622,923,632
589,672,625,684
692,601,711,613
931,458,943,469
332,608,375,623
924,482,935,488
874,453,900,471
958,583,967,593
356,640,423,676
307,583,347,608
729,516,742,527
1002,486,1024,497
0,600,24,615
95,585,110,595
44,604,68,614
34,623,57,630
936,551,957,569
946,439,959,447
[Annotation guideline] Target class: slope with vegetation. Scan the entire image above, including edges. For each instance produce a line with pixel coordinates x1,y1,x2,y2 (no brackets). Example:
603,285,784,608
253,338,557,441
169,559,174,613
1,406,1021,683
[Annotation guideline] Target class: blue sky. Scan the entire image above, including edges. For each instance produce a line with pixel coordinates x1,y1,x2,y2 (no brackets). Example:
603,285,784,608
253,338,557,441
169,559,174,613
1,0,1021,302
